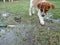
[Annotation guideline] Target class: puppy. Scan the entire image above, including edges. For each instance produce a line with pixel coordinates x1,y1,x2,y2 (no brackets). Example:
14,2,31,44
29,0,54,25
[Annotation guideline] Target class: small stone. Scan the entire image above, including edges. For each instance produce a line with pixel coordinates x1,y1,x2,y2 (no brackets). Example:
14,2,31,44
0,29,5,34
2,13,8,18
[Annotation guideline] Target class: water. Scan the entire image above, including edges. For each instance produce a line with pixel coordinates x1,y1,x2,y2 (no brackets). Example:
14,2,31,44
44,13,60,23
44,13,53,19
0,24,35,45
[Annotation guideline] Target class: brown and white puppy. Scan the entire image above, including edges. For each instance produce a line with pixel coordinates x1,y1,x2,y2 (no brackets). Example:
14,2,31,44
29,0,54,25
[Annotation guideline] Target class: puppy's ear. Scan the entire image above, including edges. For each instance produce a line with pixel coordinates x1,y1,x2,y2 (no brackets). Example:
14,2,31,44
50,4,55,9
37,3,42,9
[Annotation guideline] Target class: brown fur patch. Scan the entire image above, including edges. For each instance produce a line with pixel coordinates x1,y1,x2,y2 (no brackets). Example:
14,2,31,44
37,2,54,13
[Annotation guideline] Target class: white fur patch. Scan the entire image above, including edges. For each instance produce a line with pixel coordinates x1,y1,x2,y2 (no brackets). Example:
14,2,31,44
29,0,33,16
42,0,46,2
38,9,44,25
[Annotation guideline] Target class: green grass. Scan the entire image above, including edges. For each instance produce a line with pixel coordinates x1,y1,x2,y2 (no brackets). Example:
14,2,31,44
49,1,60,19
0,0,60,19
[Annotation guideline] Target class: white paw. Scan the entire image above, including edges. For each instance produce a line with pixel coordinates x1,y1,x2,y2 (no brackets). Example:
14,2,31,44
40,21,44,25
32,11,35,15
29,13,32,16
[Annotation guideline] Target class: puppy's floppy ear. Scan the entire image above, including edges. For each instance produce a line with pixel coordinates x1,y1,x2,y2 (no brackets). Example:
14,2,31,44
50,4,55,9
37,3,42,9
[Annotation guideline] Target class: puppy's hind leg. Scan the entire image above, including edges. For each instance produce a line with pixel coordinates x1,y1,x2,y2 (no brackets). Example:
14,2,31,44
32,7,35,15
29,0,33,16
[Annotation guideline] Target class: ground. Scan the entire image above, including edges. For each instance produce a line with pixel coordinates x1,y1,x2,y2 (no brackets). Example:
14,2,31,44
0,0,60,45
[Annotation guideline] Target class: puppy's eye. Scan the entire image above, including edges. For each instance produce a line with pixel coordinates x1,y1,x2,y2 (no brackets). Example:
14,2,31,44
48,6,50,9
45,10,48,13
46,10,48,11
41,9,43,12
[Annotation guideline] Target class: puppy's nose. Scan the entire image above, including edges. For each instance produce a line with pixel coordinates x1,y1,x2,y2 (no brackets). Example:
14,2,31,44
42,15,45,17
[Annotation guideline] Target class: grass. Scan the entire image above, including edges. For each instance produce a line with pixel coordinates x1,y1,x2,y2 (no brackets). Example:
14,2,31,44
0,0,60,19
49,1,60,19
0,0,60,45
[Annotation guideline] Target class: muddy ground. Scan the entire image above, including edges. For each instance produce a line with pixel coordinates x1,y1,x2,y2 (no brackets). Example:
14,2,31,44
0,11,60,45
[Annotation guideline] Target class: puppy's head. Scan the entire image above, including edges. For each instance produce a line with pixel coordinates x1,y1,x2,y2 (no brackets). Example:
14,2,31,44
37,2,54,17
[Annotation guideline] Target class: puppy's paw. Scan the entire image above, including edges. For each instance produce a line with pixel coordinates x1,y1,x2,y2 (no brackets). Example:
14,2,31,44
29,13,32,16
39,21,45,26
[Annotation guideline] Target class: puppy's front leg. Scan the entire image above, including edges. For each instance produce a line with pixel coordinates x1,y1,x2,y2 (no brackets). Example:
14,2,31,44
38,9,44,25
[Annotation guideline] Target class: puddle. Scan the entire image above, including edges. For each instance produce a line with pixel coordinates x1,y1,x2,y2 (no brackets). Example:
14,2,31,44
0,30,17,45
44,13,53,19
50,19,60,23
0,24,36,45
44,13,60,23
0,23,59,45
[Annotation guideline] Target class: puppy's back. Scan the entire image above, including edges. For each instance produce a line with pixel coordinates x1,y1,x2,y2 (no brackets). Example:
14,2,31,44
32,0,42,8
